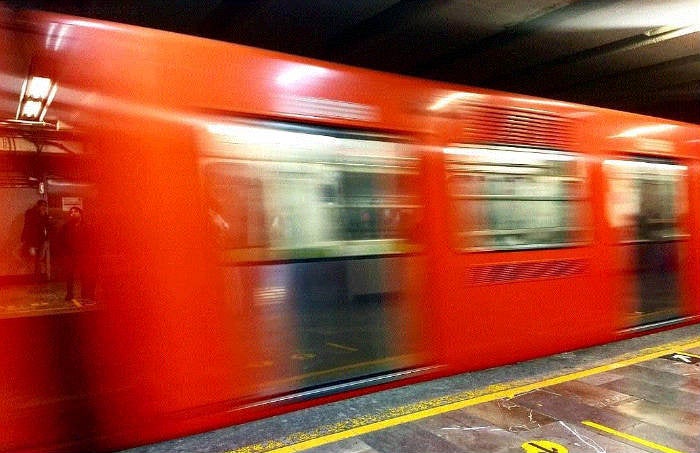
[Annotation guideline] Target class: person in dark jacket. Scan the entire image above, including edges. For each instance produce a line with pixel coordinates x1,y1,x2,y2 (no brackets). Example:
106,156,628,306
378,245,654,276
21,199,50,281
62,206,96,303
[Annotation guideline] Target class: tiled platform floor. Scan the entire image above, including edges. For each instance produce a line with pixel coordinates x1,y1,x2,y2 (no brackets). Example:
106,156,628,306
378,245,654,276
0,281,93,317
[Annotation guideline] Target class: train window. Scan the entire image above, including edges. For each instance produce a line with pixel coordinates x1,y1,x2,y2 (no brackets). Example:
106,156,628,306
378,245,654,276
200,121,421,260
199,121,424,395
446,145,586,251
604,158,687,242
203,163,267,249
335,170,419,241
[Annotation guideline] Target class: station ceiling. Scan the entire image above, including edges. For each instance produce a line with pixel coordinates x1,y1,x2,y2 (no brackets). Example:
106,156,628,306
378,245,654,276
5,0,700,123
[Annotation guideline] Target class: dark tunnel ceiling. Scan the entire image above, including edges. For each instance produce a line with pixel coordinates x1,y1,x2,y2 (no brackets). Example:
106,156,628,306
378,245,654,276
8,0,700,123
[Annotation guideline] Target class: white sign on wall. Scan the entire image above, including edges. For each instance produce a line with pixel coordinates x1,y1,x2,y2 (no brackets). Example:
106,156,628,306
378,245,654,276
62,197,83,212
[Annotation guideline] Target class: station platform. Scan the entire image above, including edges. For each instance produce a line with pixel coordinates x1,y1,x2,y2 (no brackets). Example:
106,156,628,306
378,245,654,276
121,324,700,453
0,280,94,318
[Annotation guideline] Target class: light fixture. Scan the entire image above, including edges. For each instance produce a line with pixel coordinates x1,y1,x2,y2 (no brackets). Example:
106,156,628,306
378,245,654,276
15,75,58,122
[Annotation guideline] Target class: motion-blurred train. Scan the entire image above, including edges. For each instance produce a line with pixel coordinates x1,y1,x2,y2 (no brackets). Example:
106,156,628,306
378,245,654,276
0,7,698,452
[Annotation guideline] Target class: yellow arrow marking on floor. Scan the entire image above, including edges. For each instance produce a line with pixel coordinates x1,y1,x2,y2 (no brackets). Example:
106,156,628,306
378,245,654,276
522,440,568,453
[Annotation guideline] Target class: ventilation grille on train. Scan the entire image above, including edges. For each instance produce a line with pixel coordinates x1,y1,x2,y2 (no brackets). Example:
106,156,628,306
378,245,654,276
462,104,576,150
469,259,589,286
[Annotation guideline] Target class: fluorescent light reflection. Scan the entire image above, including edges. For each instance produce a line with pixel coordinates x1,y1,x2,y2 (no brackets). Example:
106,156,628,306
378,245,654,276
206,122,336,161
428,92,484,111
206,122,333,147
276,65,331,88
604,159,687,175
204,122,402,163
45,23,70,50
613,124,679,138
445,145,575,165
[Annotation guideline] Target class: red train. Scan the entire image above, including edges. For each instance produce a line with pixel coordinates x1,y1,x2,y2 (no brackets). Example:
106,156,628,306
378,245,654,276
0,8,698,452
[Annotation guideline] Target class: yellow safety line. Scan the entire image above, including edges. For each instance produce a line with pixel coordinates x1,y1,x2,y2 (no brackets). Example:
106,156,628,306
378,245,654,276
582,421,686,453
228,337,700,453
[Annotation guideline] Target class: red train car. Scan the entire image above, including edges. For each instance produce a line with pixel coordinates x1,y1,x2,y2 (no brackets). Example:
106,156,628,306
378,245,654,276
0,8,698,452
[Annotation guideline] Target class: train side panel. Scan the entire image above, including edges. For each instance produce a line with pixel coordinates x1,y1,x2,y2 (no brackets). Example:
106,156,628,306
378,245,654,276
423,95,618,372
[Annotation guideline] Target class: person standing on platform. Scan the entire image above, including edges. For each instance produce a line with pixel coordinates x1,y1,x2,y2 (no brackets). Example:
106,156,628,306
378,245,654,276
21,199,50,281
61,206,96,304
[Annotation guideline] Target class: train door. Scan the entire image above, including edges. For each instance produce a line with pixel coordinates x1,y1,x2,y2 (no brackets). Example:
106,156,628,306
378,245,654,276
199,120,426,399
440,143,599,370
605,158,688,328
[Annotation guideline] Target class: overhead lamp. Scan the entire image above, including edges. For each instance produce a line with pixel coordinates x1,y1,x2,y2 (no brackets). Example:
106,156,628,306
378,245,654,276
15,75,58,122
